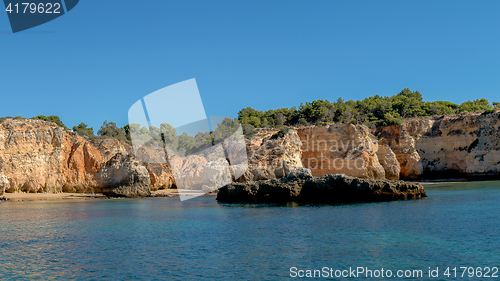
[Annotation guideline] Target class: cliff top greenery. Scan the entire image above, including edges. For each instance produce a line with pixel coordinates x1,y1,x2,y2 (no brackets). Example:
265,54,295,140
1,88,499,151
237,88,500,130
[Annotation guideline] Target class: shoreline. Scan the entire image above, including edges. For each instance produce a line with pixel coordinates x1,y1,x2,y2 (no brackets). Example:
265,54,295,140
1,188,182,202
2,178,499,202
416,178,500,185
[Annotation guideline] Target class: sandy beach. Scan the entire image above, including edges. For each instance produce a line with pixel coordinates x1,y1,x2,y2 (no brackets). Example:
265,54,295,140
1,188,183,202
2,192,106,202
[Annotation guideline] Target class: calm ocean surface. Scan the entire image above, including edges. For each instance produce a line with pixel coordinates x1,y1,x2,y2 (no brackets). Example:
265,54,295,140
1,181,500,280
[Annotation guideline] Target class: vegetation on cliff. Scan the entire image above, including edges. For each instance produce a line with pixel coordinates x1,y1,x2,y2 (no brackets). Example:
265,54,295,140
0,116,242,158
33,115,70,130
2,88,498,153
73,122,95,139
237,88,499,129
106,118,240,156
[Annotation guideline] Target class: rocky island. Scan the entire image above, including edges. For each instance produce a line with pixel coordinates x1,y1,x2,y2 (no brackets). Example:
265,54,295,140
217,167,426,204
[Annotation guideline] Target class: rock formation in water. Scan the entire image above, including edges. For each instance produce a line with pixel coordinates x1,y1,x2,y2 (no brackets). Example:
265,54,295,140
217,167,426,204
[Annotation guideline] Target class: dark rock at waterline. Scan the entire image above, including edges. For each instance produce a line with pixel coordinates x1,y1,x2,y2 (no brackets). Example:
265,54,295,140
216,168,426,204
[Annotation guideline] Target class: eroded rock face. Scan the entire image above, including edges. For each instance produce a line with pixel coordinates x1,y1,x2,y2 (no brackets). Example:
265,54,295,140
297,124,386,179
377,112,500,179
133,145,176,190
200,159,233,192
0,174,8,195
377,124,423,180
217,168,426,204
96,153,151,197
169,155,207,189
0,118,104,193
376,145,401,180
466,113,500,176
146,163,175,191
0,118,175,194
168,153,234,192
3,111,498,196
246,129,303,180
94,138,133,162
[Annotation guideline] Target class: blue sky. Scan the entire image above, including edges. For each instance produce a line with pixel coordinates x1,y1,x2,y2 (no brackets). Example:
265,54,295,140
1,0,499,131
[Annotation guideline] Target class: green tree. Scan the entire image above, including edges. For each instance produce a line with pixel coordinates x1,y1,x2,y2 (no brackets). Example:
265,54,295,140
177,132,195,155
275,113,286,126
160,123,177,143
236,88,500,129
72,122,94,138
242,124,256,138
459,99,492,112
97,121,128,142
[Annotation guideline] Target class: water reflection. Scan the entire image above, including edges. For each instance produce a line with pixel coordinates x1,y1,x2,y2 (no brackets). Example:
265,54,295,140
0,181,499,280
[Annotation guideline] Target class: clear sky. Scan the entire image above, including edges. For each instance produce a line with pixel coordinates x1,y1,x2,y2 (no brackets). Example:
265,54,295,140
1,0,499,131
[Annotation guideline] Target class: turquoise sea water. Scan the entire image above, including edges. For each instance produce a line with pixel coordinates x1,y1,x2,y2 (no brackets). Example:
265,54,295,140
1,181,500,280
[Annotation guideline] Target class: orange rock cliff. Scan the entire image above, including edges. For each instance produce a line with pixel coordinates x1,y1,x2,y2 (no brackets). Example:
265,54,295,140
0,118,174,195
1,112,499,195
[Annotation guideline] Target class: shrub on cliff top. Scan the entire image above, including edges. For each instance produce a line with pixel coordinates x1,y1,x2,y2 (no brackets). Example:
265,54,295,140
97,121,129,144
270,128,289,139
242,124,256,139
33,115,69,130
481,109,496,116
459,99,492,113
73,122,95,141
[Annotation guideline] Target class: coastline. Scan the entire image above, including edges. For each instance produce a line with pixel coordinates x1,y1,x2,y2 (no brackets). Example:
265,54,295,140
417,177,500,185
1,188,182,202
3,178,499,202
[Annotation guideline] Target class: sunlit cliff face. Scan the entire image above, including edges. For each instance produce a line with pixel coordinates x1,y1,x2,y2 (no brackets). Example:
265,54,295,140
0,118,174,194
297,124,390,180
377,111,500,179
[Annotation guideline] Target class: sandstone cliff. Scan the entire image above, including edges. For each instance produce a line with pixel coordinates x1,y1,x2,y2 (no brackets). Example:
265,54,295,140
375,144,401,180
0,118,103,193
0,174,8,195
0,117,299,196
293,111,500,181
2,111,498,196
96,153,151,197
376,124,423,180
297,124,396,179
377,111,500,179
245,129,303,180
0,118,174,195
